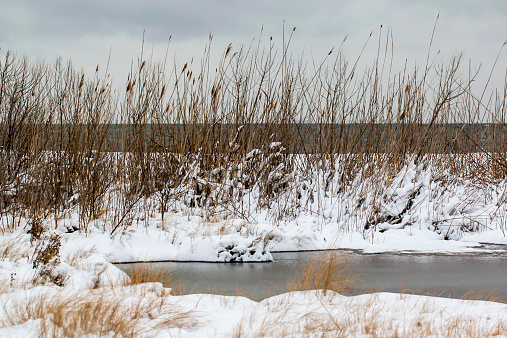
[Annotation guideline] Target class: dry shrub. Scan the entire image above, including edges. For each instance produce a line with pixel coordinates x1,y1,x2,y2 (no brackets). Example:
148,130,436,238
31,232,66,287
286,251,357,295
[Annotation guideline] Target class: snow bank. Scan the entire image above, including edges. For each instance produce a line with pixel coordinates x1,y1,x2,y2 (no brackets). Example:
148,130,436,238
0,286,504,336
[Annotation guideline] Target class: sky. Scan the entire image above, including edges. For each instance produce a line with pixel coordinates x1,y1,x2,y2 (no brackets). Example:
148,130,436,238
1,1,506,94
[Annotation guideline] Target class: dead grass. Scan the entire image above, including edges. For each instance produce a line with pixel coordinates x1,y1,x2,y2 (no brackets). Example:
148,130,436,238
232,291,507,337
0,286,200,337
286,251,358,295
123,263,173,287
0,236,32,263
63,246,97,268
460,285,506,304
1,33,506,234
232,251,507,337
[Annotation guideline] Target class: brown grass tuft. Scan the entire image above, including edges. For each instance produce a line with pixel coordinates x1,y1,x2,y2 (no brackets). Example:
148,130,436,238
0,236,32,263
0,286,200,337
124,263,173,287
286,251,358,295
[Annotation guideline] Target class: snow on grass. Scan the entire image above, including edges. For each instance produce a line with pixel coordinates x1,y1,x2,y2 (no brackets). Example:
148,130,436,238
230,290,507,337
0,285,504,337
1,155,506,264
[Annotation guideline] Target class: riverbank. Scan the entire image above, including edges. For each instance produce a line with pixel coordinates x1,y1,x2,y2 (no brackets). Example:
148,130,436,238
0,218,506,336
0,262,505,336
2,156,506,266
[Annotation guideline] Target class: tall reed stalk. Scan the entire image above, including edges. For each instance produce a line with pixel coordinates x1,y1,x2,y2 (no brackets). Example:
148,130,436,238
0,32,505,233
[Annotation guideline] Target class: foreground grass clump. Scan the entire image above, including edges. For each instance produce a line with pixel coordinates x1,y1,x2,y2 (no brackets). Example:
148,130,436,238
122,263,189,295
0,285,200,337
286,251,356,295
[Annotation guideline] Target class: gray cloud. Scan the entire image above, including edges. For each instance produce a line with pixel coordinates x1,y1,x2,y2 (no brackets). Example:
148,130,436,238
5,0,315,41
1,0,506,90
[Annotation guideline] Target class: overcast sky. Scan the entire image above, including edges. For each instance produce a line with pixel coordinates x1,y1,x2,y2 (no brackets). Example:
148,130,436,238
1,1,506,92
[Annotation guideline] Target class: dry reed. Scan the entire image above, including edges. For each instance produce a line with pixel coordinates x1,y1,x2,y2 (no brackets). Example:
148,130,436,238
0,32,505,234
286,251,357,295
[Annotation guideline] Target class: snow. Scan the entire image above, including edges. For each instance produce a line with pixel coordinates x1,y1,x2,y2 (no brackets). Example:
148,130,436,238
0,155,506,335
0,285,504,336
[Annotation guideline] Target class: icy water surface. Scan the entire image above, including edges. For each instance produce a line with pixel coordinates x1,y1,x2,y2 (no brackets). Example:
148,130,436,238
116,249,507,302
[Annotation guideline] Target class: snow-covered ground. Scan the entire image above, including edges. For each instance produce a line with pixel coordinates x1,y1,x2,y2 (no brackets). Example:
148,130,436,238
0,157,506,335
3,157,505,264
0,283,504,336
